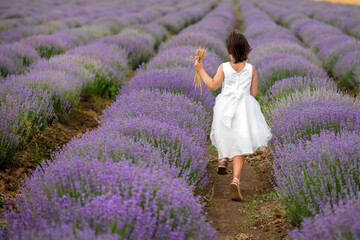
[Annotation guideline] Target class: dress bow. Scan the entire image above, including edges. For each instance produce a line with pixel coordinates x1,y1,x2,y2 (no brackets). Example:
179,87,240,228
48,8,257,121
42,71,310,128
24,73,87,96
221,86,244,128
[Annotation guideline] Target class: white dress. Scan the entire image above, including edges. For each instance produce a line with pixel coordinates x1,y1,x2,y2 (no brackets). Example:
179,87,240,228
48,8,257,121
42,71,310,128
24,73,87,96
210,61,272,159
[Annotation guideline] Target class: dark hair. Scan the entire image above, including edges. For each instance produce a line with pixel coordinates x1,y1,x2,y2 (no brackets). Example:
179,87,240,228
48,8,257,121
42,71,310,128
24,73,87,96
225,30,252,63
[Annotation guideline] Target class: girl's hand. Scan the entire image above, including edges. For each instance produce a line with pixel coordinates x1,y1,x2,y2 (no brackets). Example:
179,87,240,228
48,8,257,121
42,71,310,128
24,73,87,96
194,61,203,72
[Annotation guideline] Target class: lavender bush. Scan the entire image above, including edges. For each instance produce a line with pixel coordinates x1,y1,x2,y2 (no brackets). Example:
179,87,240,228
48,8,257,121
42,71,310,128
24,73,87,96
272,131,360,224
0,82,54,164
102,89,211,136
101,33,155,69
124,23,169,46
52,115,209,186
0,42,39,77
53,125,163,168
160,32,228,61
264,75,337,103
334,50,360,88
122,68,215,110
255,53,327,94
181,0,236,41
267,89,360,146
253,0,360,89
248,41,322,67
99,117,208,186
287,195,360,240
20,34,74,58
36,54,119,98
146,45,222,77
0,160,215,240
67,42,129,78
12,69,85,121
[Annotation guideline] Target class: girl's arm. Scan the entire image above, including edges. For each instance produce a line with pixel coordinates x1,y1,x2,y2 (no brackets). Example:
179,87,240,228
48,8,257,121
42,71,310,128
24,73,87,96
194,61,224,91
250,65,258,97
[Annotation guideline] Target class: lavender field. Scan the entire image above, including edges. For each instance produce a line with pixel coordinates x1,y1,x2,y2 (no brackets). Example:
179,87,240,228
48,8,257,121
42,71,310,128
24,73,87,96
0,0,359,239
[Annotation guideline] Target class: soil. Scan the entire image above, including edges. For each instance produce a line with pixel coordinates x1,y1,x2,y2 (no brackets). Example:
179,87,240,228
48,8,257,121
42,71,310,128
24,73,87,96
0,96,112,211
199,148,294,240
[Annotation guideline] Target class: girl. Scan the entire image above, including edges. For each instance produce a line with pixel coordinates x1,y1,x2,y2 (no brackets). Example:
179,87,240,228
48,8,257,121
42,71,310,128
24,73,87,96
194,30,272,201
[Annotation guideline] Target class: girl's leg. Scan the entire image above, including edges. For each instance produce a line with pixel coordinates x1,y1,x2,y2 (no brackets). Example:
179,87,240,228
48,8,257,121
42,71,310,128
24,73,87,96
232,155,245,181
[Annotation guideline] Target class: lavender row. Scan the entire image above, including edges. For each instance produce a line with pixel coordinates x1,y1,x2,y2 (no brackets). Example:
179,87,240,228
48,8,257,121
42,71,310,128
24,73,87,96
253,0,360,90
288,194,360,239
239,1,328,96
239,1,360,238
0,0,185,44
0,0,236,238
0,0,208,78
125,0,236,106
267,0,360,39
0,0,217,164
0,42,129,163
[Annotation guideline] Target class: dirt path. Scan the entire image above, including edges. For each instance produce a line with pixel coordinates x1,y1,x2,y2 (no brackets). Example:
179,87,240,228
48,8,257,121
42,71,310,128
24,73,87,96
199,148,293,240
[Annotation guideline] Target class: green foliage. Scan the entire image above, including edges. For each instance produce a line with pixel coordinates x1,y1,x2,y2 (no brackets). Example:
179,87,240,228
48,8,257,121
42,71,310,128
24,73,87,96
0,196,4,207
209,145,217,154
253,163,259,173
30,145,44,164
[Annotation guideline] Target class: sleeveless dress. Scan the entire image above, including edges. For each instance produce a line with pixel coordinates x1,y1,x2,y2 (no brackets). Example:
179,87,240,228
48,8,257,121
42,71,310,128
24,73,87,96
210,61,272,159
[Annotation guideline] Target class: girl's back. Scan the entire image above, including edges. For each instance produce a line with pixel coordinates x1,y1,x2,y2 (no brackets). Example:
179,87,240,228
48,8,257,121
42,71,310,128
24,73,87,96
221,61,252,97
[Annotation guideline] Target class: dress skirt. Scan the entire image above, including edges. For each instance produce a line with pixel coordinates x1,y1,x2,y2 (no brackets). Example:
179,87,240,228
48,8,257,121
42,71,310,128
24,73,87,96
210,93,272,159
